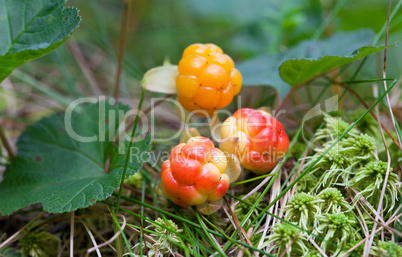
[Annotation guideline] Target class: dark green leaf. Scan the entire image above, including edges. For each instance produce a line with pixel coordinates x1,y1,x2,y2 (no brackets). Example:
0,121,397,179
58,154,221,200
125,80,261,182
0,101,151,215
0,247,22,257
279,48,387,86
237,52,292,98
0,0,81,82
237,29,380,97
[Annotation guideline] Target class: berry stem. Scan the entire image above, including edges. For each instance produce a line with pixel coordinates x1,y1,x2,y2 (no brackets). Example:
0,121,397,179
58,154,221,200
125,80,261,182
115,87,146,213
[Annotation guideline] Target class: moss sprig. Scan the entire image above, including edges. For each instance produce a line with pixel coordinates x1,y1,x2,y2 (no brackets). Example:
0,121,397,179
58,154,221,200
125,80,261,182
19,230,61,257
264,223,308,257
340,240,365,257
304,249,323,257
317,187,351,213
341,133,377,161
314,212,361,256
296,173,318,193
314,113,359,143
284,192,322,230
349,160,400,212
305,144,352,190
134,218,183,257
124,172,143,189
371,241,402,257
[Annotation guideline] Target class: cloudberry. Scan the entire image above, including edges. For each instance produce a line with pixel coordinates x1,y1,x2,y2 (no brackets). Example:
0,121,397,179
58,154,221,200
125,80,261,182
160,136,239,211
176,43,242,116
219,108,289,174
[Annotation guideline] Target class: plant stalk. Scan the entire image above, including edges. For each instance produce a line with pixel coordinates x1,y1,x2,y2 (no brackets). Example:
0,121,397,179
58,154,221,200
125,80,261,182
0,124,14,159
113,0,133,99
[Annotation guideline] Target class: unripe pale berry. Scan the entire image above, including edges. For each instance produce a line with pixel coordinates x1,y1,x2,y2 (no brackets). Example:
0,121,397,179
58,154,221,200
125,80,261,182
176,43,242,116
220,108,289,174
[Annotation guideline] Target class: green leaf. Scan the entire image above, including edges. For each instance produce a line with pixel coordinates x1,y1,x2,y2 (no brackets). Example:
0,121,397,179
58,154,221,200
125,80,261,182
0,101,151,215
0,0,81,82
237,52,292,98
237,29,380,97
279,46,387,86
0,247,22,257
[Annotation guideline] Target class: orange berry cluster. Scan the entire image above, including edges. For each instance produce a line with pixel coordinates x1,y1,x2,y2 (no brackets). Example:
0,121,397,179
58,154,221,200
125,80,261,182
176,43,242,116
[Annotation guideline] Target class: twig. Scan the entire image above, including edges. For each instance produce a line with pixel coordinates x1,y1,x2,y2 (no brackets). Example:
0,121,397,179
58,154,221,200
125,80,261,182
279,233,299,257
84,219,117,252
308,238,328,257
269,169,283,229
381,0,402,148
58,238,70,257
125,225,156,244
139,210,150,257
364,48,393,255
113,0,133,99
222,204,238,231
350,188,387,224
345,188,370,239
143,163,160,176
258,169,283,250
81,221,102,257
337,84,402,151
368,217,402,238
223,197,255,251
339,213,402,257
275,87,296,112
236,227,254,257
199,218,225,254
85,214,127,257
68,40,102,96
70,212,75,257
0,212,44,248
0,124,14,159
291,149,309,196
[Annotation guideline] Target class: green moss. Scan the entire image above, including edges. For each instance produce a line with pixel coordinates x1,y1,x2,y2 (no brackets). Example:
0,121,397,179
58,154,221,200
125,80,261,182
314,212,360,256
19,230,61,257
350,161,399,212
318,187,351,213
371,241,402,257
284,193,322,229
265,223,308,257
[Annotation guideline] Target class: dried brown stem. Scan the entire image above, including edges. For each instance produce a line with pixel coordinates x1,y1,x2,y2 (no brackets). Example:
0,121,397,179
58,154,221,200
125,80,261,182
381,0,402,148
339,213,402,257
279,233,299,257
113,0,133,100
68,40,102,96
223,197,255,254
0,124,14,159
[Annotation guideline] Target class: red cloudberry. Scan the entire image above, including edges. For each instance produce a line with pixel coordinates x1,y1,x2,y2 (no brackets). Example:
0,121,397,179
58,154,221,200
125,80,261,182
160,136,239,211
220,108,289,174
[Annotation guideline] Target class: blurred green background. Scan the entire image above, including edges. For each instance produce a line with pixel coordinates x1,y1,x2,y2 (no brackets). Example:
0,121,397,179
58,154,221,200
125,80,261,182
52,0,402,96
1,0,401,128
68,0,401,76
